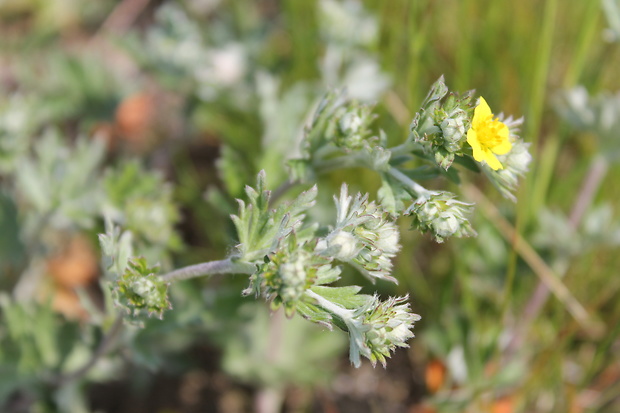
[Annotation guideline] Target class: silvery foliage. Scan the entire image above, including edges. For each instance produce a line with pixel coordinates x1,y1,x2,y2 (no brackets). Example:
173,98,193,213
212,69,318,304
533,205,620,257
318,0,390,102
133,4,248,102
15,130,106,231
602,0,620,42
556,86,620,161
100,167,415,367
0,94,38,173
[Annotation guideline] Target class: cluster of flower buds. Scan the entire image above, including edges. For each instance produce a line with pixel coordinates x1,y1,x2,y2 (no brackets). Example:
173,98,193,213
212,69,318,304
305,289,420,367
409,76,475,170
405,192,476,243
354,295,421,367
245,236,342,317
556,87,620,140
304,91,376,152
316,184,401,282
334,104,376,149
114,257,171,319
289,91,389,182
226,174,420,366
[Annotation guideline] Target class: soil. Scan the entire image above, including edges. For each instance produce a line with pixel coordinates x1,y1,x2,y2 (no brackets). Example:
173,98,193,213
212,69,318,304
88,343,428,413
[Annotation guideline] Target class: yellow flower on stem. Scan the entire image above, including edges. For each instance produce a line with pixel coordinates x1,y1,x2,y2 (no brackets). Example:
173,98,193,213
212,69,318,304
466,97,512,170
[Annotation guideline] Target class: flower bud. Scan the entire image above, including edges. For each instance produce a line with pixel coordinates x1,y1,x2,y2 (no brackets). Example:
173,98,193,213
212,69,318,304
409,78,475,170
406,192,476,243
440,113,467,151
346,294,420,367
328,230,362,260
322,185,401,282
253,239,339,317
114,257,171,319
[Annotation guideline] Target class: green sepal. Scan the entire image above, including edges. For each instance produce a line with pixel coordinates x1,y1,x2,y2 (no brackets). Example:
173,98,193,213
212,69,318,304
295,300,334,330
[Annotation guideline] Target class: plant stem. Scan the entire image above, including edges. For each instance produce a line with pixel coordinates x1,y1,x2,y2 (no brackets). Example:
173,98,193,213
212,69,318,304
160,258,255,282
512,155,609,350
387,167,434,197
313,153,365,173
462,185,600,338
389,140,416,155
562,0,601,88
306,289,351,320
568,155,608,227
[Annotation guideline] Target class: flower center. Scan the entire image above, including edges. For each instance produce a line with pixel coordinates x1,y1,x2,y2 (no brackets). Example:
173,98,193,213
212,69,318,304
477,115,506,149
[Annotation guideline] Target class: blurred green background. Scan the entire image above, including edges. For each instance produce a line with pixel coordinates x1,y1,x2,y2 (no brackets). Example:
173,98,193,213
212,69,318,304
1,0,620,412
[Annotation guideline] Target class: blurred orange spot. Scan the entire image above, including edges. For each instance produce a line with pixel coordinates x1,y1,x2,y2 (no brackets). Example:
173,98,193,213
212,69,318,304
425,359,447,393
115,91,157,149
52,286,88,320
595,363,620,389
48,235,99,288
409,404,437,413
46,235,98,321
569,399,584,413
491,395,514,413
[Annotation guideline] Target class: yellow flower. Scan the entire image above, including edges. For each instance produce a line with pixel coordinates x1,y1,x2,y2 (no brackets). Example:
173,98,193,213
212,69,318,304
466,97,512,170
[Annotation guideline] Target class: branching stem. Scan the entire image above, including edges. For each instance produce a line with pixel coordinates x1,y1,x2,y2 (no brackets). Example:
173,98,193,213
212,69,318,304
306,290,352,321
313,153,365,173
160,258,255,282
387,167,434,198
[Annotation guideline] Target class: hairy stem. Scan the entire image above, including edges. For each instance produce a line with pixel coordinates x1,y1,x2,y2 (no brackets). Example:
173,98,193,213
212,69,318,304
306,289,351,320
387,167,434,197
388,139,421,156
160,258,255,282
313,153,366,173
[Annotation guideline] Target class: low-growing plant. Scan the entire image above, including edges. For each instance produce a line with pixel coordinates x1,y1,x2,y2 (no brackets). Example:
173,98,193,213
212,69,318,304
98,76,530,368
10,0,620,412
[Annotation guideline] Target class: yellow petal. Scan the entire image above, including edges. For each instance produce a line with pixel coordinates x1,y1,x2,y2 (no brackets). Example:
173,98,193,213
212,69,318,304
482,150,503,170
493,137,512,155
467,129,484,161
473,97,492,127
498,122,509,139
